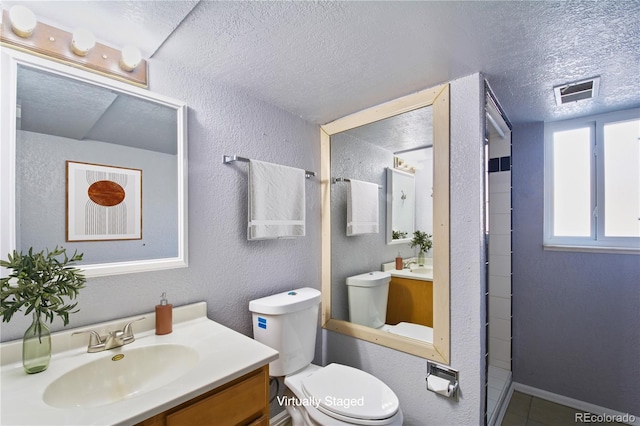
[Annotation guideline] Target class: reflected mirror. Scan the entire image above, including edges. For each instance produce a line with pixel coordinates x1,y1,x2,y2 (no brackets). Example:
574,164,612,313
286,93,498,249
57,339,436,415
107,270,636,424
1,50,187,277
320,84,450,363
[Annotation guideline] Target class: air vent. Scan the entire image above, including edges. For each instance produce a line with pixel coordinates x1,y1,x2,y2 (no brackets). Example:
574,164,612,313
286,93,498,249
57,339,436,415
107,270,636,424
554,76,600,105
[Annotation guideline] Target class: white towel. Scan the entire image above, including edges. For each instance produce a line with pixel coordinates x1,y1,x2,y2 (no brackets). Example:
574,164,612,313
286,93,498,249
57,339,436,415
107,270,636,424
248,160,305,240
347,179,379,236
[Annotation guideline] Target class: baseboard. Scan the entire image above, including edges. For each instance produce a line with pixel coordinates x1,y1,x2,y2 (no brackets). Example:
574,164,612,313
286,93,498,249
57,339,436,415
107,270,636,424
513,382,638,425
270,409,291,426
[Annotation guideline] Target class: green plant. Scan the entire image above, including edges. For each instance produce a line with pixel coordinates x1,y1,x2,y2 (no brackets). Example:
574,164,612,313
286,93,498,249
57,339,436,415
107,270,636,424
0,247,86,327
392,229,407,240
409,230,432,253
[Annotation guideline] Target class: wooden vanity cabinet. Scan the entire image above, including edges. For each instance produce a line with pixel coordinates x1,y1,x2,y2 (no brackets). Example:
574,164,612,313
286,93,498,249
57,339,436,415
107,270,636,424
386,276,433,327
136,365,269,426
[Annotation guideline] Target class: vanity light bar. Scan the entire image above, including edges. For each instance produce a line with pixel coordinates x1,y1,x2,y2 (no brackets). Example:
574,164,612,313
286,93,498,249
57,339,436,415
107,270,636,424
0,9,148,87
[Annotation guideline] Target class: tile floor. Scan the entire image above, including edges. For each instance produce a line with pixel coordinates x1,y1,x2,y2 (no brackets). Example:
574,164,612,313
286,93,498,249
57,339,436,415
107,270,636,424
501,391,626,426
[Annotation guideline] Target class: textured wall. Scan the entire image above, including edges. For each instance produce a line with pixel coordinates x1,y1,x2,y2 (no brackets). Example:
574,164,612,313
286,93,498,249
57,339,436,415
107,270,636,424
511,122,640,416
324,73,486,425
0,55,321,350
329,132,417,321
16,131,177,264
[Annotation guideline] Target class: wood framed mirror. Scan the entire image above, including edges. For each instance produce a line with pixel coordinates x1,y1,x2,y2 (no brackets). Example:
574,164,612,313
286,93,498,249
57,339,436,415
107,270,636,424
320,83,450,363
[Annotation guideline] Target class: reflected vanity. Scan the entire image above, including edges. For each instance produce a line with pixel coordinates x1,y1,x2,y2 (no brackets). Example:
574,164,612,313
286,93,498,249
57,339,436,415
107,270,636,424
320,84,450,363
0,49,188,277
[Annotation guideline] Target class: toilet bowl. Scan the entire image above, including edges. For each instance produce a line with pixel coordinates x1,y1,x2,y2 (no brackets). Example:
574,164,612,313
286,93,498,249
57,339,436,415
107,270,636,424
283,364,403,426
249,288,403,426
382,322,433,343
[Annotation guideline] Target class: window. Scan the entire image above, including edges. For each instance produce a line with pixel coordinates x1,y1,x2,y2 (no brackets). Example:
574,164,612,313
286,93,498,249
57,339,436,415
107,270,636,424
544,108,640,252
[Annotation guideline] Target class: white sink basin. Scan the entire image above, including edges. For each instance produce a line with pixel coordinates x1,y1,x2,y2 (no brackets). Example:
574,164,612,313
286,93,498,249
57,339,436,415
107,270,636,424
1,303,279,426
43,344,198,408
410,266,433,274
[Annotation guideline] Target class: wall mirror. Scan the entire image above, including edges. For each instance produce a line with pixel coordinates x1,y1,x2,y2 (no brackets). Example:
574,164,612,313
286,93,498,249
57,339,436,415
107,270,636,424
1,49,188,278
387,167,416,244
320,84,450,363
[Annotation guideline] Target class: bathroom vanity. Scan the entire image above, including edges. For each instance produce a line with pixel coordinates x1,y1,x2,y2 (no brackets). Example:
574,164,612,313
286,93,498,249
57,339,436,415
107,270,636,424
384,261,434,327
136,365,269,426
0,302,278,426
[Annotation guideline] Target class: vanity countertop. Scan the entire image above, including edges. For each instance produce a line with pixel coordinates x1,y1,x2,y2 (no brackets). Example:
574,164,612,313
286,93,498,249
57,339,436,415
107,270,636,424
0,302,278,426
382,260,433,281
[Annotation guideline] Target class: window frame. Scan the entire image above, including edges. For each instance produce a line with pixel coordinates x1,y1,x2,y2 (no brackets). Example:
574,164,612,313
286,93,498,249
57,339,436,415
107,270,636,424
544,108,640,253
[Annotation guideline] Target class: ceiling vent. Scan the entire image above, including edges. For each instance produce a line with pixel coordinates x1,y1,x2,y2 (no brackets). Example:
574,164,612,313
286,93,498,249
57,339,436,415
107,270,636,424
554,76,600,106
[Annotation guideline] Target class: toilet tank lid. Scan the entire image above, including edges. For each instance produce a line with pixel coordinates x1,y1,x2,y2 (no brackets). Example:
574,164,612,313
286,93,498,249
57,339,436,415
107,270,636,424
249,287,321,315
346,271,391,287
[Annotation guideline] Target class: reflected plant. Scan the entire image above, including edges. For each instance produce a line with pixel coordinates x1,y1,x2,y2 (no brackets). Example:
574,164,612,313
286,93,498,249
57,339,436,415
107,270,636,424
392,230,407,240
409,230,432,253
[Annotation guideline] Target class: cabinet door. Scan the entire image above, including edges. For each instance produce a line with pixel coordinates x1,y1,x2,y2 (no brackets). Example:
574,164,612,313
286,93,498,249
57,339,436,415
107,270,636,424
166,367,268,426
386,277,433,327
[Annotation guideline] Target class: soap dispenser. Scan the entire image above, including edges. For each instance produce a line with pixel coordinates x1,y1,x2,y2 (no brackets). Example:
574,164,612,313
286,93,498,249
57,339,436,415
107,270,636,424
155,292,173,335
395,253,403,270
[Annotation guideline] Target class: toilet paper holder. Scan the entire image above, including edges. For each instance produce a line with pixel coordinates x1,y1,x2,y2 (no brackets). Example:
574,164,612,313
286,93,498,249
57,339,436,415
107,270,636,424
426,361,459,401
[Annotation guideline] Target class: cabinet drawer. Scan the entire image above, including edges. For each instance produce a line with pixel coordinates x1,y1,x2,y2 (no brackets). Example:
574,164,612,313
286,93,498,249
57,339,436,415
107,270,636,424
166,368,267,426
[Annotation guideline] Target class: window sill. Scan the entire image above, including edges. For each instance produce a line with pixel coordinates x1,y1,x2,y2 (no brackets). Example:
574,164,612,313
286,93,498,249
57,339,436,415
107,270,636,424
543,244,640,255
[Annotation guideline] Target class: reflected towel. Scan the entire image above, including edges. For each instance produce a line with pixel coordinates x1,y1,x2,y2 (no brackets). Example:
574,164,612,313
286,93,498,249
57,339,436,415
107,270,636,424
248,160,305,240
347,179,379,236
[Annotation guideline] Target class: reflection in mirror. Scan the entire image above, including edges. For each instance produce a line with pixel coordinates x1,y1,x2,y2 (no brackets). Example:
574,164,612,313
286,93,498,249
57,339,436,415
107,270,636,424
331,106,433,343
1,50,187,277
321,84,450,363
387,168,416,244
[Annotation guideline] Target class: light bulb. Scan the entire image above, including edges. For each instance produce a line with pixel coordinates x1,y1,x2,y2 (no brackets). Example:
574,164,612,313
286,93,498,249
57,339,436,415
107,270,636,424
71,28,95,56
120,45,142,71
9,5,37,38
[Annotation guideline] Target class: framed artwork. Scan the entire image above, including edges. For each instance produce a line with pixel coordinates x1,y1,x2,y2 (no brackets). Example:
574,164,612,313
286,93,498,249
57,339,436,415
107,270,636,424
66,161,142,241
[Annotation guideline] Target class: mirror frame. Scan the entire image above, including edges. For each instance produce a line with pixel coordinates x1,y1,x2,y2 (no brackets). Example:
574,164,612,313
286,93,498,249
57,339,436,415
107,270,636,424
1,49,188,278
320,83,450,363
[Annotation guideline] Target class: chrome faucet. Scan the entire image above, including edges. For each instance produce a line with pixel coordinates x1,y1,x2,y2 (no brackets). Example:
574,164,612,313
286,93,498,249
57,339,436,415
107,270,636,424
402,259,415,269
73,317,145,353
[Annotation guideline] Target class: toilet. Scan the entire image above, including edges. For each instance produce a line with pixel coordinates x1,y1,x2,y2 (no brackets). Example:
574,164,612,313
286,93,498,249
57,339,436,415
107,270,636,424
249,287,403,426
346,271,434,343
346,271,391,329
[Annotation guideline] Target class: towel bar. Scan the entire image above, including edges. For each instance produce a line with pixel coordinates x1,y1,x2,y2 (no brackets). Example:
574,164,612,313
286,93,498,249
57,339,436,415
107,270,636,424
223,155,315,179
332,177,383,189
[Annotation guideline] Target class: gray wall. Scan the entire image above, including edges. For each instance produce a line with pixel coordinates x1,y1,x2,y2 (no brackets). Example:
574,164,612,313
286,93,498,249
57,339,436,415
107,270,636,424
16,131,178,264
1,55,322,350
324,73,486,425
511,122,640,416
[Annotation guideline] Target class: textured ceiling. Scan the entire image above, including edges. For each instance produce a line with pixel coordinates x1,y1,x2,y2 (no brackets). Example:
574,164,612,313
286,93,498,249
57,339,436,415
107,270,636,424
18,67,177,154
4,1,640,126
155,1,640,124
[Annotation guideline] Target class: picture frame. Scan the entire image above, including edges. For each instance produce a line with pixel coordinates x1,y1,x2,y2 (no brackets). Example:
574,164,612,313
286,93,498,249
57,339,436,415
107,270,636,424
66,161,142,241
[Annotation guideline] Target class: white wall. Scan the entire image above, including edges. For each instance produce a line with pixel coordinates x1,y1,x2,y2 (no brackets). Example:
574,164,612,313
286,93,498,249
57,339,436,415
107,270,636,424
324,73,486,425
487,129,512,371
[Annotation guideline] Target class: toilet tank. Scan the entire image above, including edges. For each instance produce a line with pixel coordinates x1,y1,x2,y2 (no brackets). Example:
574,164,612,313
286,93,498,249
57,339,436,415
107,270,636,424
249,287,321,376
346,271,391,328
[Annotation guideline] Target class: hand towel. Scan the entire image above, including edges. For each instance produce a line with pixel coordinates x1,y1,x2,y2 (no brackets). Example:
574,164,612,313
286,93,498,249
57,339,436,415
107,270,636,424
347,179,379,236
248,160,305,240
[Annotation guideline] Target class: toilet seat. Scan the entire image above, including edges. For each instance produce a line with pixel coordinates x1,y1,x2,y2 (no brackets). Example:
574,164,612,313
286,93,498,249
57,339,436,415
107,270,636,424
300,364,399,424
